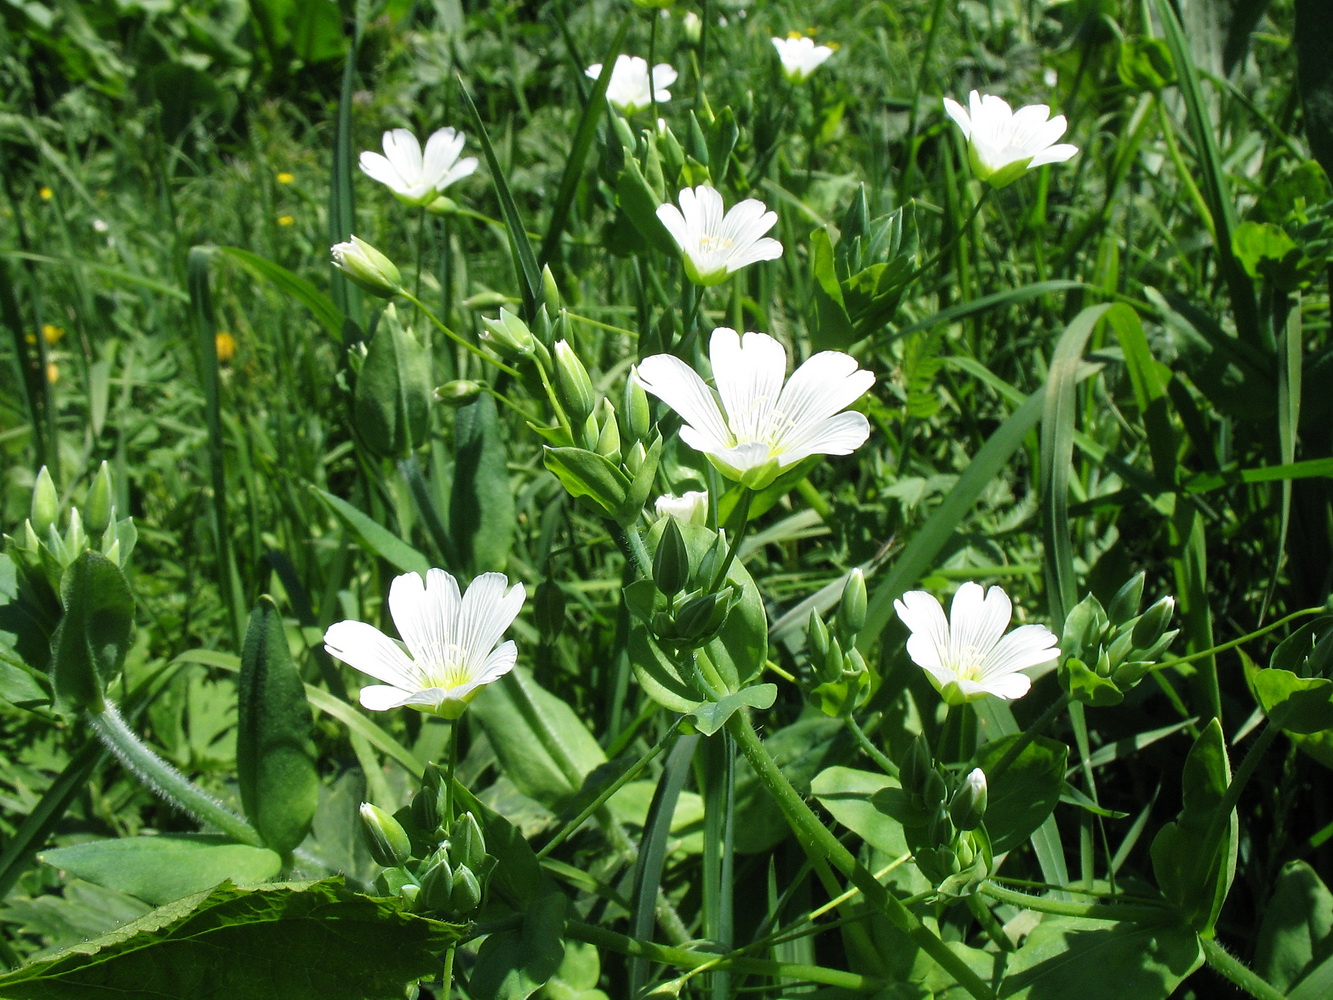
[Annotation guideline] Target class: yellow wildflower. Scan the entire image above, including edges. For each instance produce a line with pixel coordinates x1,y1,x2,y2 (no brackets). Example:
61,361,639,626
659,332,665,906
39,186,53,200
276,172,295,184
215,331,237,364
42,323,64,346
278,214,295,226
46,363,59,384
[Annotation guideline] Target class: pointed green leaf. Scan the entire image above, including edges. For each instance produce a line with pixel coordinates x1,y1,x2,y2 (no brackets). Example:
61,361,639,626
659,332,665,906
688,684,776,737
451,394,514,574
470,892,568,1000
969,734,1068,854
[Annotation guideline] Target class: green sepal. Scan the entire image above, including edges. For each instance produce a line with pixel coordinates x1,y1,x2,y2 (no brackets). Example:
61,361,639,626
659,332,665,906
1060,655,1124,707
238,597,318,854
50,551,134,716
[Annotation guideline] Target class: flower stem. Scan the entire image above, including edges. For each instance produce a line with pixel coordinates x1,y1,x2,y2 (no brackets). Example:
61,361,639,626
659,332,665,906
444,719,460,828
87,701,264,847
978,880,1173,924
906,185,992,285
1154,606,1327,670
397,289,520,377
845,711,899,778
725,709,997,1000
709,489,753,592
1201,938,1288,1000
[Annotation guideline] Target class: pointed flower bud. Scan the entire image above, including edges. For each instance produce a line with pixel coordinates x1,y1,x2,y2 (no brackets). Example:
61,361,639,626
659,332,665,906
653,517,690,598
1131,595,1175,651
448,864,483,913
331,235,401,298
85,461,114,536
623,372,652,442
949,768,988,831
450,812,488,871
435,380,485,407
838,568,867,636
553,340,596,425
1107,572,1146,626
807,609,830,660
417,852,455,911
359,803,413,868
30,466,58,538
480,308,536,356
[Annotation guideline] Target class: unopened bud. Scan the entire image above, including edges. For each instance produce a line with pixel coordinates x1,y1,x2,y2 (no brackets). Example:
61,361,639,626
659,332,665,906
435,380,484,407
448,864,483,913
838,569,867,635
1132,596,1175,650
553,340,596,425
594,401,621,462
949,768,988,831
653,517,690,598
480,308,536,356
682,10,702,44
85,462,114,536
1107,572,1146,626
31,466,58,537
807,610,830,659
417,853,455,911
541,264,561,313
450,812,488,871
624,373,652,442
675,592,722,641
331,235,401,297
359,803,412,868
822,637,844,683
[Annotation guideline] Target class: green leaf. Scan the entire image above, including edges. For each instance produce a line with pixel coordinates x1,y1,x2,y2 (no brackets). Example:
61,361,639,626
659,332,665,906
40,836,282,907
353,306,432,459
238,598,318,854
998,915,1201,999
451,394,514,574
50,552,134,715
969,735,1069,854
687,684,776,737
1232,221,1311,290
308,485,431,576
1255,860,1333,994
1150,719,1236,935
543,447,629,514
1244,662,1333,735
207,246,343,340
811,766,914,860
0,554,52,706
470,893,568,1000
0,879,459,1000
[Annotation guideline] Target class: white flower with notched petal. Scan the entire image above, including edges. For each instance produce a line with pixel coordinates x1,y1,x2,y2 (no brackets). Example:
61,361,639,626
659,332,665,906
636,328,873,490
586,55,677,116
324,569,524,719
656,185,783,286
654,490,708,525
359,128,478,207
894,582,1059,705
942,91,1078,189
771,34,835,84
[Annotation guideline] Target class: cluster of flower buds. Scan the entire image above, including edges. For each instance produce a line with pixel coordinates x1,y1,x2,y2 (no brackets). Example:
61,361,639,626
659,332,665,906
895,737,993,897
805,569,873,715
4,462,136,609
358,767,496,920
632,516,742,651
1059,573,1177,706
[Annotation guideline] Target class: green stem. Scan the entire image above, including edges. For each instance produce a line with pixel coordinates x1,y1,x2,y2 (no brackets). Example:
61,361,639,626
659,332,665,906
906,186,992,285
565,919,885,992
397,289,520,377
444,720,460,828
726,710,997,1000
846,712,899,778
1201,938,1290,1000
1154,606,1327,670
978,880,1172,924
88,701,264,847
709,489,753,592
440,941,457,1000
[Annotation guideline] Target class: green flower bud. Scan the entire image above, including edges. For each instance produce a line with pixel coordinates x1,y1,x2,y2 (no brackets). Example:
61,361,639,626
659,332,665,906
900,734,932,799
30,466,58,538
1107,572,1146,626
923,767,948,811
331,235,401,298
461,290,514,312
1061,593,1107,664
1131,596,1176,651
1105,628,1136,669
435,380,485,407
675,592,723,642
375,866,419,899
626,441,649,476
807,610,830,660
360,802,413,868
595,400,621,463
417,852,455,911
821,637,844,683
450,812,488,872
949,768,988,831
84,461,114,536
554,340,596,425
448,864,483,913
480,308,536,357
63,506,87,559
623,373,652,442
838,569,867,636
541,264,561,314
653,517,690,598
535,579,567,640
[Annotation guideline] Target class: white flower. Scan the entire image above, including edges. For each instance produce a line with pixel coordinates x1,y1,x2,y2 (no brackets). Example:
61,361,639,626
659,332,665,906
654,491,708,525
636,328,874,490
894,582,1059,705
656,185,783,286
359,128,478,206
942,91,1078,188
324,569,525,719
771,34,835,83
585,55,677,115
330,235,401,298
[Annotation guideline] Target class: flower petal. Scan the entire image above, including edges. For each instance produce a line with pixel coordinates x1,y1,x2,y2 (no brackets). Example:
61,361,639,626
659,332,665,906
949,583,1012,667
980,623,1059,678
774,351,874,437
382,129,423,181
711,329,787,445
389,569,460,670
773,410,870,465
896,590,951,671
456,574,525,667
943,97,972,138
360,684,417,711
636,354,732,450
325,620,420,689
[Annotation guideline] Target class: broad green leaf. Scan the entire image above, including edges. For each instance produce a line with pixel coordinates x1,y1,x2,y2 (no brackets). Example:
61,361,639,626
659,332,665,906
811,766,913,860
1247,666,1333,735
0,554,51,706
969,735,1068,854
543,446,629,514
451,394,514,574
470,669,607,812
1255,860,1333,994
353,306,431,459
40,836,282,907
238,598,318,854
687,684,776,737
1232,221,1310,290
1150,719,1236,935
998,915,1201,999
51,552,134,715
471,893,569,1000
0,879,459,1000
